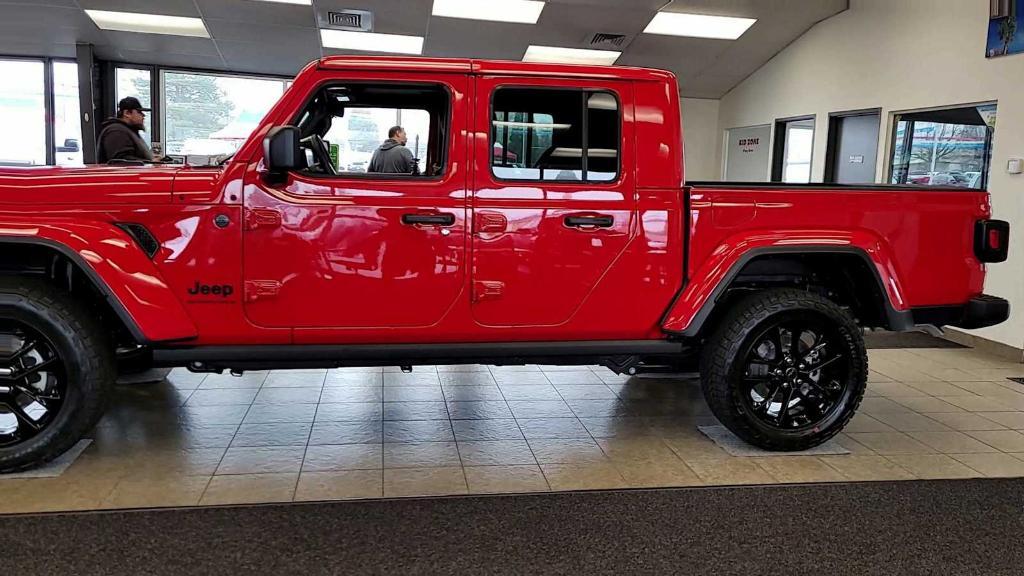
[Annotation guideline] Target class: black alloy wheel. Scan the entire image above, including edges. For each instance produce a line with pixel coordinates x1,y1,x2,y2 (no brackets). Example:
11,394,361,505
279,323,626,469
0,322,67,448
739,314,849,431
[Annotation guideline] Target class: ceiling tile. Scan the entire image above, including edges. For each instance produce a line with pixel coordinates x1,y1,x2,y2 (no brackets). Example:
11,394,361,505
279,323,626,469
218,39,320,76
196,0,316,28
424,19,533,60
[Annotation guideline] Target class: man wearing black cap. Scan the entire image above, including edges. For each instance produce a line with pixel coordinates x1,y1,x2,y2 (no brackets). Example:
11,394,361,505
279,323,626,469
96,96,155,163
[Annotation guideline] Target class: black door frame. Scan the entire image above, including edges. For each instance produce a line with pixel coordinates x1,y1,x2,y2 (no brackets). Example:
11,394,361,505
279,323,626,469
770,114,816,182
823,107,882,184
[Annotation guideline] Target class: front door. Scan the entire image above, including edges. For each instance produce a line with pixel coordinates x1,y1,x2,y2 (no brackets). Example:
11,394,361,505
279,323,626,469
243,72,468,331
471,77,636,327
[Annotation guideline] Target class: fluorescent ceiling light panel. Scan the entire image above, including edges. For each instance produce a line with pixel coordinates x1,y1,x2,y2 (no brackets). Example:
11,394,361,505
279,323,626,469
432,0,545,24
320,30,424,55
523,45,621,65
84,10,209,38
643,12,756,40
248,0,312,4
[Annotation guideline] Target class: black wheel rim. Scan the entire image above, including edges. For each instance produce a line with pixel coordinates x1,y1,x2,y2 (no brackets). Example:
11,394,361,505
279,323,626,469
0,321,66,448
738,312,851,431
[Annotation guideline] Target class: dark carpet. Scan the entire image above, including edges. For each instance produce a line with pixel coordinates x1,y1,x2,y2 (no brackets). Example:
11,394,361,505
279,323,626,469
863,330,964,349
1,478,1022,575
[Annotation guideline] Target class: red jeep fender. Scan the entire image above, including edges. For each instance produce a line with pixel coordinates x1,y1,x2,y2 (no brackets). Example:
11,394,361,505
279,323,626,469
0,219,198,343
661,229,910,336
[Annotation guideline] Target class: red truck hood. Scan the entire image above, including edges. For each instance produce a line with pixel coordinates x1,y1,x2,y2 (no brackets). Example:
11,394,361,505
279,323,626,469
0,164,223,205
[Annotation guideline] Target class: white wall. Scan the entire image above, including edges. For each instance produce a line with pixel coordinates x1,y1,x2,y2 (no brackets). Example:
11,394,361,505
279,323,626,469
715,0,1024,350
680,97,720,181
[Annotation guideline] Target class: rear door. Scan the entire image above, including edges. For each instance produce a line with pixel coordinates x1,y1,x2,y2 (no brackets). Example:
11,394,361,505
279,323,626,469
242,71,468,331
471,76,636,327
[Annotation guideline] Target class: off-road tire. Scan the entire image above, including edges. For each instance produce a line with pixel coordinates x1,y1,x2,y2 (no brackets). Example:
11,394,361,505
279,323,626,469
700,288,867,451
0,278,114,473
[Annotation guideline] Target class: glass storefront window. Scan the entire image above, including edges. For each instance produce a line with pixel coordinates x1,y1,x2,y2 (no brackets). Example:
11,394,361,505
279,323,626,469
52,62,83,166
0,59,45,166
162,71,286,157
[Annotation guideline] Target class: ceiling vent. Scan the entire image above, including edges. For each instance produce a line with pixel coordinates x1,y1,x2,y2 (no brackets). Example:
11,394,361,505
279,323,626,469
588,33,629,48
319,9,373,32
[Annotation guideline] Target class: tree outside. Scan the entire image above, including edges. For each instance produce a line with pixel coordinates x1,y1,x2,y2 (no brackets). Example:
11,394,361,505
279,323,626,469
151,73,234,155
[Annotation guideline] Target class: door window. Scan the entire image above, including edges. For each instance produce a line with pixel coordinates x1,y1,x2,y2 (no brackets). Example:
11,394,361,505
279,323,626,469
292,83,448,178
889,104,996,189
490,88,619,182
771,117,815,183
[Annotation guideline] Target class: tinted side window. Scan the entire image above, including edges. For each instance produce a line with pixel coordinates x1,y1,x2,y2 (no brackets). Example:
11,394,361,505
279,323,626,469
491,88,619,182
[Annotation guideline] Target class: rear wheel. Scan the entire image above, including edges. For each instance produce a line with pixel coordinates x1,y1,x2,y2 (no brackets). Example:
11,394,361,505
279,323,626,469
700,289,867,451
0,278,113,472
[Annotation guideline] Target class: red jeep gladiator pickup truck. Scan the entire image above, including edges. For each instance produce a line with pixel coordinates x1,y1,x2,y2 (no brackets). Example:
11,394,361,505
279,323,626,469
0,57,1009,472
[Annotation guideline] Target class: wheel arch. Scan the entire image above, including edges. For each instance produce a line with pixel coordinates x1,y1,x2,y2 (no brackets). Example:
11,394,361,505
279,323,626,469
663,242,913,338
0,225,198,344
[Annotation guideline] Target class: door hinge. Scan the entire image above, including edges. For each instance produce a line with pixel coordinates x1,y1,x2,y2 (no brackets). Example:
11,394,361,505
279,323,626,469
244,208,282,231
472,280,505,302
245,280,282,302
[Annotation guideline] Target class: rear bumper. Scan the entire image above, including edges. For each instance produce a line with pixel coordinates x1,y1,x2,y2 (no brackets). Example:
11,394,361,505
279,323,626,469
911,295,1010,330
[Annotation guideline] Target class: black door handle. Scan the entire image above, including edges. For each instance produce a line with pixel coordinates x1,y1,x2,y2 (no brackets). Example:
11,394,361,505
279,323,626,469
564,215,614,228
402,213,456,226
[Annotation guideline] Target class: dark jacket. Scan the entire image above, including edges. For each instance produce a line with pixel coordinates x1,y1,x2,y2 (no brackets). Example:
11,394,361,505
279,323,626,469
368,139,415,174
97,118,153,163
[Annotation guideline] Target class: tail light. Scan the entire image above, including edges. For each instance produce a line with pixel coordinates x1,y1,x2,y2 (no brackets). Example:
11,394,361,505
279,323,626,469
974,219,1009,263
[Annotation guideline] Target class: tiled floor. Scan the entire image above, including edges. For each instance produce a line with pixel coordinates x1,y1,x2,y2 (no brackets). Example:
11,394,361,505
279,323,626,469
1,346,1023,513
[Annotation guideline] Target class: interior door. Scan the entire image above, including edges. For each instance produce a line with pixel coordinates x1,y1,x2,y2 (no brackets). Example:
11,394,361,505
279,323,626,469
242,73,468,330
831,113,881,184
470,76,636,327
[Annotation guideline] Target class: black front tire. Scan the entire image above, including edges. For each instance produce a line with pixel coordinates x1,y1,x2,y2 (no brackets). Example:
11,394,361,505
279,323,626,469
700,288,867,451
0,278,113,473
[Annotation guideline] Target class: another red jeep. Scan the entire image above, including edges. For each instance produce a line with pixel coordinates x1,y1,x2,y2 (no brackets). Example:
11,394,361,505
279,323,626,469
0,57,1009,472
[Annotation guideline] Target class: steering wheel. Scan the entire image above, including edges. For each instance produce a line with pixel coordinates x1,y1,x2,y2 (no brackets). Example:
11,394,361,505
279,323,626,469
301,135,337,176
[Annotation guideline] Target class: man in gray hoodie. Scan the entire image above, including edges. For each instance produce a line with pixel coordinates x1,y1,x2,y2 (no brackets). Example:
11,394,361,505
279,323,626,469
368,126,417,174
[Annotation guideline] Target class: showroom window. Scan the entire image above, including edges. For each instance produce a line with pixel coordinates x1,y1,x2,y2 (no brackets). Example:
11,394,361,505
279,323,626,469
889,104,996,188
292,83,448,177
161,71,288,157
491,88,620,182
52,61,83,166
116,66,153,147
0,59,46,166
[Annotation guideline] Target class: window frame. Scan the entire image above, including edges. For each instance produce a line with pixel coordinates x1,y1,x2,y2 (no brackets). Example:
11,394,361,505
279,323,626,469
488,85,622,185
285,79,455,183
886,102,996,190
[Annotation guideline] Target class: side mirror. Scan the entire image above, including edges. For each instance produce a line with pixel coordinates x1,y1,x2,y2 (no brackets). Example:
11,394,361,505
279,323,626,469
262,126,305,173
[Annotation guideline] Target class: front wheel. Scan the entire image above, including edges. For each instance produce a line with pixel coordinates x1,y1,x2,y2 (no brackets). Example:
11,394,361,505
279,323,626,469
700,289,867,451
0,278,113,472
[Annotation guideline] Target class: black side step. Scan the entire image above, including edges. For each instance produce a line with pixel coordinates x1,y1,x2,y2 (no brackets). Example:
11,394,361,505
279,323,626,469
151,340,689,373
